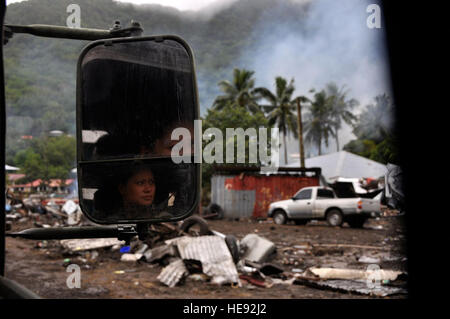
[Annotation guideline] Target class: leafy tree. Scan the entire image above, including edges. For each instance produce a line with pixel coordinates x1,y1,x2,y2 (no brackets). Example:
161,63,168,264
324,82,359,151
14,135,76,183
370,134,400,164
352,94,394,142
253,76,308,164
342,139,377,159
344,94,399,164
304,90,335,156
212,68,260,113
16,149,43,182
201,104,271,201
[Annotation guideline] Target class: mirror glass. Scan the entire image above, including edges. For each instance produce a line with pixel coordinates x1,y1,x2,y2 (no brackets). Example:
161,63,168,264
77,37,199,224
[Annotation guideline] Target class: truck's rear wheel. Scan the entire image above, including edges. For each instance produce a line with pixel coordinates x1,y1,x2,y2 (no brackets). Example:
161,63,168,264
273,210,287,225
326,209,343,227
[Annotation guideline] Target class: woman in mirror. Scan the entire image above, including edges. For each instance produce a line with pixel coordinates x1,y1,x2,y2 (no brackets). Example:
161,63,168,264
119,166,156,209
94,162,173,220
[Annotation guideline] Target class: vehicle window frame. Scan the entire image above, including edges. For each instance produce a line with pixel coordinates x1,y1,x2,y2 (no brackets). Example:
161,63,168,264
293,188,312,200
75,35,201,225
317,189,335,199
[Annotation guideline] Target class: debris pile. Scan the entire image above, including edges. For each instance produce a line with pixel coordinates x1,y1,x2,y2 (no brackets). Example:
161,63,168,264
5,192,88,229
8,193,408,298
101,217,406,297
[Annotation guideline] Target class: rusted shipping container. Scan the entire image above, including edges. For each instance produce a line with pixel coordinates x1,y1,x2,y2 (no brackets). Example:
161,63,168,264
211,167,321,219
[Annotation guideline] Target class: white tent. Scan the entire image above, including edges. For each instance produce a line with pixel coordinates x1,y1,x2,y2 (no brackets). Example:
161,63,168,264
286,151,387,182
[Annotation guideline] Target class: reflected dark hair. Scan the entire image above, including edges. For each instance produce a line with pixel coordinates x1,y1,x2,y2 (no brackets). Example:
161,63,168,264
83,59,194,148
93,134,148,160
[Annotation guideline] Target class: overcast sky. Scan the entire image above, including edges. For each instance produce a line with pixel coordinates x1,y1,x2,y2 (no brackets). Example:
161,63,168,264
115,0,222,11
5,0,392,161
6,0,223,11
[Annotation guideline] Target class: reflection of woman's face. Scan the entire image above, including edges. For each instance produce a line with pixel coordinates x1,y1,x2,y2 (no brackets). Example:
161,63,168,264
119,169,155,206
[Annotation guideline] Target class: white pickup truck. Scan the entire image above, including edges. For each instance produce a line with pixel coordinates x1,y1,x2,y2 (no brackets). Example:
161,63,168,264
267,186,381,228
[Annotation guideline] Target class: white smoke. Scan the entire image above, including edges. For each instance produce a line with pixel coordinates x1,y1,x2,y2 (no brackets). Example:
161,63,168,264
236,0,393,160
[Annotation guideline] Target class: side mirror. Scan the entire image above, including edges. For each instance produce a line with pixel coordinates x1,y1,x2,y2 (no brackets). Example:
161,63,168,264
291,197,296,201
76,36,200,224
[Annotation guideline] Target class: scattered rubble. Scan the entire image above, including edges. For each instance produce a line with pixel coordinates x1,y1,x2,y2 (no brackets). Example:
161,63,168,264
165,235,239,286
294,278,407,297
239,234,276,263
142,244,178,263
120,253,143,262
307,267,402,281
6,192,88,229
358,256,381,264
60,238,125,252
157,258,189,288
5,192,408,298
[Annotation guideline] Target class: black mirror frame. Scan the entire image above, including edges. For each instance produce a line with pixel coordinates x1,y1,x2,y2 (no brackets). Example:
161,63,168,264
75,35,201,225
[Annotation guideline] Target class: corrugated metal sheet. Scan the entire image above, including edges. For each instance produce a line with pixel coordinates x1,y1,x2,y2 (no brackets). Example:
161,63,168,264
211,174,319,218
212,175,254,219
224,190,255,219
157,258,189,287
211,175,232,210
169,235,239,285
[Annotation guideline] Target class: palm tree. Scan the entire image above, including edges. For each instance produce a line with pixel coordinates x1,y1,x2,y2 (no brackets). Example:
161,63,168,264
325,82,359,151
254,77,308,165
304,90,336,156
212,68,260,113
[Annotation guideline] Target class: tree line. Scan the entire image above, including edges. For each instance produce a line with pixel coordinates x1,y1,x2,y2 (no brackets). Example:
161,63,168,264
8,135,76,185
204,68,399,166
9,67,398,193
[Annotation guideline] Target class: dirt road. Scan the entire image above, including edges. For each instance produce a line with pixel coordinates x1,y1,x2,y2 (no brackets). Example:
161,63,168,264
5,216,407,299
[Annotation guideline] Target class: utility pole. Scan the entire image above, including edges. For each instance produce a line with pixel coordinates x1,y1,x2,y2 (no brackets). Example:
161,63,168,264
296,98,305,168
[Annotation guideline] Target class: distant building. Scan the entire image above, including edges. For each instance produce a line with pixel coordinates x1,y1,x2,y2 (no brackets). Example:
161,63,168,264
8,178,75,193
6,173,26,185
286,151,387,183
210,167,321,219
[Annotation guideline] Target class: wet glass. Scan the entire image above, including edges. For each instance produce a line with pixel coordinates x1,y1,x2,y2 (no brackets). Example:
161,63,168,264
294,189,312,200
77,37,199,223
79,39,195,161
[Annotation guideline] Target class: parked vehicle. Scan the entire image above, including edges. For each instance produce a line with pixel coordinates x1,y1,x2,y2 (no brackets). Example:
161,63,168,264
267,186,381,227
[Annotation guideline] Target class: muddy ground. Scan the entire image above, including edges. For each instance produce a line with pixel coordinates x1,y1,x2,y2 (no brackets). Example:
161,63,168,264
5,215,408,299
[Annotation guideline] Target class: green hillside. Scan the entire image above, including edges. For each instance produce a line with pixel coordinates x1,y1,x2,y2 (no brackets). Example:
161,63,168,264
3,0,309,163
